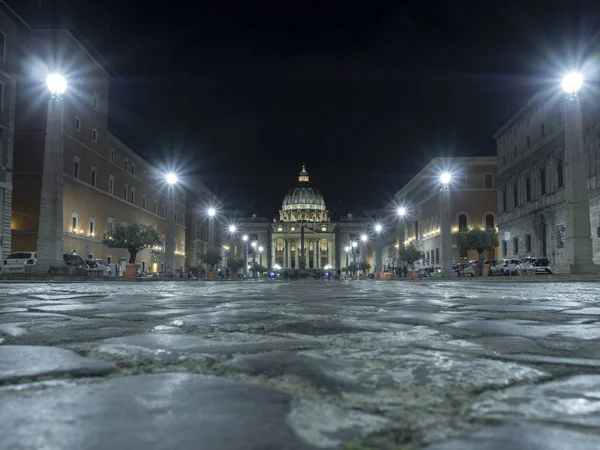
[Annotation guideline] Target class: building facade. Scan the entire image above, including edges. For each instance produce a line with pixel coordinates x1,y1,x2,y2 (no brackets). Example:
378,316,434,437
231,166,374,273
11,28,219,273
0,4,29,262
382,157,498,269
495,91,600,269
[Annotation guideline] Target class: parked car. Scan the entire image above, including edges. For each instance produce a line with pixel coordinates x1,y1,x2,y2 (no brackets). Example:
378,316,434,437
517,257,553,275
490,259,520,276
85,258,111,276
63,254,88,275
462,260,478,276
2,252,37,273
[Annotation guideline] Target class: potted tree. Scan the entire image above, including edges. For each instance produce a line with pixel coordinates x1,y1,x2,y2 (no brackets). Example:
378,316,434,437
399,244,424,280
359,261,371,279
201,249,222,280
456,228,499,276
226,255,245,279
103,222,161,278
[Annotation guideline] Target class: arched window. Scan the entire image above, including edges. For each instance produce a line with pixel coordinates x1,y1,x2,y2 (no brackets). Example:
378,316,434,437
458,214,468,231
557,159,564,188
502,190,507,212
526,177,531,202
513,184,518,207
540,168,546,195
426,251,430,262
485,214,494,229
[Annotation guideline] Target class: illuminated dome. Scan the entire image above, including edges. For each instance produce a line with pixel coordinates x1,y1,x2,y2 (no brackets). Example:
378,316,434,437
280,166,329,222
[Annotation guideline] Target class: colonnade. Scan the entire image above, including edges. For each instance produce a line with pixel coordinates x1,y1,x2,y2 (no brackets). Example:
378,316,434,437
271,238,334,269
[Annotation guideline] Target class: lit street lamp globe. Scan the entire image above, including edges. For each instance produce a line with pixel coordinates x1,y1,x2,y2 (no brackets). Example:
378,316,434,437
258,246,264,253
166,172,178,185
375,224,382,233
351,241,358,248
242,234,248,242
251,241,257,248
361,234,368,242
344,246,350,252
46,73,67,95
397,207,406,217
228,224,237,233
440,172,452,185
562,72,583,94
208,207,216,217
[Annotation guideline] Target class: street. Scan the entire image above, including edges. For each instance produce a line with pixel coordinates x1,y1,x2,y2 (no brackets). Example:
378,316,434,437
2,280,600,449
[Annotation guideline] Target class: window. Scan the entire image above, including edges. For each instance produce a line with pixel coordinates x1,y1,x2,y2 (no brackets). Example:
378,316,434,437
90,167,97,186
92,128,97,143
458,214,468,231
484,173,493,189
513,237,519,254
526,177,531,202
485,214,494,229
540,168,546,195
426,251,430,263
435,248,440,264
142,194,147,210
513,184,518,207
161,204,166,218
0,31,5,61
130,188,135,204
502,240,507,256
75,116,81,131
71,212,78,232
153,200,158,215
110,148,115,163
107,217,114,231
73,157,80,179
124,184,128,200
526,234,532,253
108,175,114,195
143,171,147,183
456,175,466,188
526,136,530,148
124,158,129,171
557,159,564,188
89,218,95,237
131,163,135,176
142,260,146,272
107,255,112,265
93,93,99,111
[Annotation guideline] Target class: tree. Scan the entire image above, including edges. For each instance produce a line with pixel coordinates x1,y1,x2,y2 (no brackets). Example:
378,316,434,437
103,222,161,264
457,228,499,274
226,255,245,274
399,244,424,268
359,261,371,273
201,249,222,272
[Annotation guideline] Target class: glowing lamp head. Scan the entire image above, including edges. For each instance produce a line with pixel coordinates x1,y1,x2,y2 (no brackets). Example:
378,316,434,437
440,172,452,185
207,207,216,217
344,246,350,252
242,234,248,242
166,172,178,185
397,207,406,217
251,241,257,248
375,224,382,233
360,234,368,242
46,73,67,95
228,224,237,233
562,72,583,94
258,246,264,252
351,241,358,248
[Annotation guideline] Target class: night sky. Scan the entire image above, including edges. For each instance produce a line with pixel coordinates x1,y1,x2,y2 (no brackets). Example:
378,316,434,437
14,0,600,218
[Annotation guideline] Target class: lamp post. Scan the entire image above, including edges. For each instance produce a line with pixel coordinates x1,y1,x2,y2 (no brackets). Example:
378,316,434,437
344,245,350,270
37,73,68,272
165,172,178,277
360,234,368,278
374,223,383,275
258,245,264,268
396,207,407,271
242,234,248,277
561,72,598,273
251,241,257,277
440,172,453,278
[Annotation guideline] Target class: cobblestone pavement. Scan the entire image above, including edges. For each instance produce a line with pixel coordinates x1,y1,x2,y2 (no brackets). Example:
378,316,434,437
2,280,600,449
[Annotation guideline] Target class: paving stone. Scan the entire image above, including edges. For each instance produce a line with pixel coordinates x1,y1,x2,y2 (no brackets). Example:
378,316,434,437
0,346,115,384
425,425,600,449
0,372,389,450
267,320,410,335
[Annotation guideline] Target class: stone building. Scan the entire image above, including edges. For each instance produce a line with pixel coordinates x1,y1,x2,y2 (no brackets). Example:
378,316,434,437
494,32,600,270
0,4,30,262
381,157,498,269
231,165,374,272
11,28,219,272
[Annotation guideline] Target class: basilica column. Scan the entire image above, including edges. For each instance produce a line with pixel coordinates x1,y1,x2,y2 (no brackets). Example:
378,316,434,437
295,240,299,268
286,240,291,268
313,240,317,268
317,240,321,268
272,238,276,267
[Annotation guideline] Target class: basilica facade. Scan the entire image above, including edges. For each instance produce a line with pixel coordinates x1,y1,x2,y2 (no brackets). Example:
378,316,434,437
234,166,373,271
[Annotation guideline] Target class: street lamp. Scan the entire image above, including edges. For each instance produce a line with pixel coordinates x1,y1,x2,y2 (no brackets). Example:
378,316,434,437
36,73,68,271
374,224,383,274
208,207,216,217
228,224,237,234
251,241,258,277
258,245,264,268
242,234,249,276
344,245,350,271
440,172,453,278
561,70,597,272
164,172,178,277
